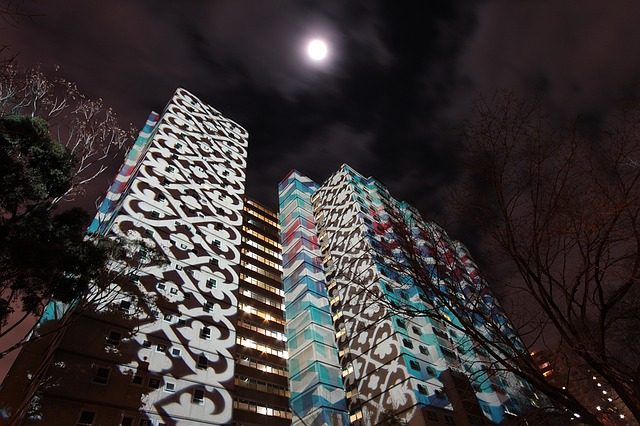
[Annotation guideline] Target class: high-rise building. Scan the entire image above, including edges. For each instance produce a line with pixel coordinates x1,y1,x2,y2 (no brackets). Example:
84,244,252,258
0,89,290,425
234,198,291,425
278,165,538,426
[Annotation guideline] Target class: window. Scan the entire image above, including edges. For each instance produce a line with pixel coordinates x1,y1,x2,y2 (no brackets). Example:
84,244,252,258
205,302,214,313
171,348,181,357
169,288,178,295
106,331,122,346
192,388,205,405
93,367,110,384
132,374,144,385
144,229,154,237
165,166,175,173
200,327,211,340
396,319,407,329
418,384,428,395
157,283,166,290
427,366,436,376
434,389,445,399
412,326,422,335
148,378,160,389
213,240,221,248
419,345,429,355
119,300,131,311
77,411,95,425
156,344,166,353
197,354,208,370
163,314,172,322
206,279,216,289
409,360,420,371
142,340,151,348
402,338,413,349
150,211,160,219
164,382,176,392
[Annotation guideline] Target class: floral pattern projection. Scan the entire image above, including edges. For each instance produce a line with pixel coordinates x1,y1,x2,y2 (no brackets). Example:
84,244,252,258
278,171,350,426
395,201,538,422
105,88,248,425
310,165,433,425
311,164,534,425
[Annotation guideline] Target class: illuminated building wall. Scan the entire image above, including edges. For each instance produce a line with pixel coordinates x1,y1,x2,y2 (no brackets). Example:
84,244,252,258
279,164,538,426
1,88,249,425
278,171,350,426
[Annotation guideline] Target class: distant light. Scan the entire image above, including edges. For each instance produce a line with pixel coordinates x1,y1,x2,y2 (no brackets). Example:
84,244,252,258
574,413,581,418
596,406,602,411
307,39,328,61
620,414,625,419
602,390,607,395
607,398,613,402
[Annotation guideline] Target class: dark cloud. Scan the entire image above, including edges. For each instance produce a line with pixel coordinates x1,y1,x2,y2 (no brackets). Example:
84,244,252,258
455,0,640,120
2,0,640,221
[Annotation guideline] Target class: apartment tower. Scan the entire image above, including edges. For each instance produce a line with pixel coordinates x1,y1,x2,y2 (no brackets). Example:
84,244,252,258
278,165,538,426
0,89,289,425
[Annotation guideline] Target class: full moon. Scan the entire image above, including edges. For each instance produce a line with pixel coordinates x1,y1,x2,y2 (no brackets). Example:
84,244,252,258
306,39,328,61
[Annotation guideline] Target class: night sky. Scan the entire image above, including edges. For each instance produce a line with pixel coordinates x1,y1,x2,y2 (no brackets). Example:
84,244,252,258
3,0,640,226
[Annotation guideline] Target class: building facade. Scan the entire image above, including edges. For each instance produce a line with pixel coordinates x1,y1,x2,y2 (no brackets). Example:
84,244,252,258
278,165,538,426
0,89,290,425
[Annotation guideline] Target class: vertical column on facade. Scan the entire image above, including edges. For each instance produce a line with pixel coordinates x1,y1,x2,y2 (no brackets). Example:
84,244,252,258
278,171,349,426
88,111,160,235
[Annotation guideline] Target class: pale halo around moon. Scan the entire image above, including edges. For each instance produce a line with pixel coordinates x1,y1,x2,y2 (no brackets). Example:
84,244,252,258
306,38,329,61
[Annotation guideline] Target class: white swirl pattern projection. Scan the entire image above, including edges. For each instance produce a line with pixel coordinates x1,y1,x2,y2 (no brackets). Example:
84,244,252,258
110,88,247,425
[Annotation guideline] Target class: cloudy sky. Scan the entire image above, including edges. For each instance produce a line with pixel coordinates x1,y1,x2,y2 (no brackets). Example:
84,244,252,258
3,0,640,221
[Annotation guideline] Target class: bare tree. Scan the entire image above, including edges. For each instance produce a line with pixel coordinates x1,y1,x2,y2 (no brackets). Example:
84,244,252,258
322,94,640,424
457,94,640,423
0,64,133,205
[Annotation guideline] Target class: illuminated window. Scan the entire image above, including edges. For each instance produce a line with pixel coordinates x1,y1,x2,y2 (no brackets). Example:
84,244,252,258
164,382,176,393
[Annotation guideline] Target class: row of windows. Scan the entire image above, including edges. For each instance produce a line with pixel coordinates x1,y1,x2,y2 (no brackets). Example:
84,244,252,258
245,199,278,220
233,399,291,419
395,318,423,336
239,302,285,325
234,375,289,397
240,273,284,297
242,226,281,249
244,204,279,227
237,355,288,377
238,319,286,342
236,336,288,359
239,288,284,310
244,237,282,260
243,261,281,282
242,249,282,271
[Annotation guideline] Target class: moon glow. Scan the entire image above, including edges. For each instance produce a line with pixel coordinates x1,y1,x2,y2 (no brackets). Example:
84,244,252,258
307,39,328,61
